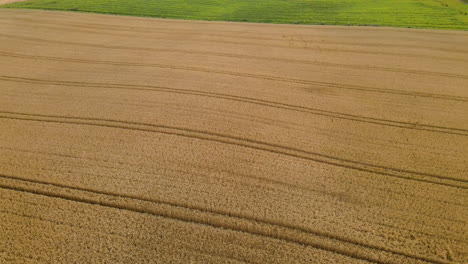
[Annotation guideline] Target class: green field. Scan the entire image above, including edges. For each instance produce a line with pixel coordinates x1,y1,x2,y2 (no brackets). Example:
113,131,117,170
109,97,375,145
2,0,468,30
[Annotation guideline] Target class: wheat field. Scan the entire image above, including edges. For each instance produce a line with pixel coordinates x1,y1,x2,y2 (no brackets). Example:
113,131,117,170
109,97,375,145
0,9,467,264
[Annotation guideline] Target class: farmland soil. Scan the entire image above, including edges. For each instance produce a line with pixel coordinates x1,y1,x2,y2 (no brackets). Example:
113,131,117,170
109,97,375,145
0,0,27,4
0,9,467,264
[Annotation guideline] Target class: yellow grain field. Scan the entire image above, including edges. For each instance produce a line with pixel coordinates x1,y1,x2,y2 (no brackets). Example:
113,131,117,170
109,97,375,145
0,9,467,264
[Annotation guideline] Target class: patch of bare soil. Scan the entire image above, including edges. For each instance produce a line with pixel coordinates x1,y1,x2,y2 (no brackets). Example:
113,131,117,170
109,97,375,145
0,0,28,4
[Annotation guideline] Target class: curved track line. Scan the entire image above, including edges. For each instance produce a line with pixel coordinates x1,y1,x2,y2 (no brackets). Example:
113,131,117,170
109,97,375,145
1,51,467,102
0,183,381,264
0,174,453,264
0,210,252,264
0,111,466,189
0,210,128,240
4,145,467,227
3,145,467,234
1,75,467,136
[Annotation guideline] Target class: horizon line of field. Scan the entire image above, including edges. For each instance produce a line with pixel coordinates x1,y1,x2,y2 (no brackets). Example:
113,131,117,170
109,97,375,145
1,50,467,103
2,75,467,136
1,10,468,37
1,16,467,56
0,111,466,189
1,32,467,80
0,174,454,264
